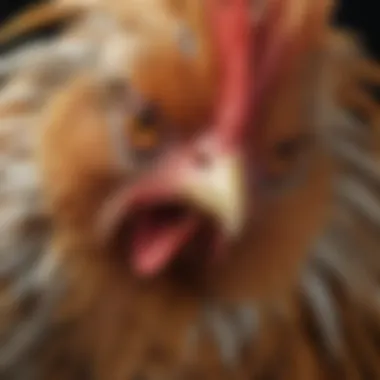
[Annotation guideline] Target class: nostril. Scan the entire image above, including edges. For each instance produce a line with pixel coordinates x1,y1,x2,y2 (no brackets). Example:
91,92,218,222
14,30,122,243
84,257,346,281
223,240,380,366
192,149,212,169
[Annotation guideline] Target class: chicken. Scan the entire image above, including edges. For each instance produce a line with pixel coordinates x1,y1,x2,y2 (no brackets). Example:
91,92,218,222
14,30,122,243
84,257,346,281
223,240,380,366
2,0,380,379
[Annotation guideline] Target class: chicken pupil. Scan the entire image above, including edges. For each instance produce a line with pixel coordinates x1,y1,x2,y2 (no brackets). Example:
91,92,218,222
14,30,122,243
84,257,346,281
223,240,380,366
136,102,158,127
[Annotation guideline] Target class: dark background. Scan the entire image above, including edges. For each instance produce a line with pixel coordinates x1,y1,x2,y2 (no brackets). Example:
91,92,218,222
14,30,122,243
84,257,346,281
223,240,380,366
1,0,380,59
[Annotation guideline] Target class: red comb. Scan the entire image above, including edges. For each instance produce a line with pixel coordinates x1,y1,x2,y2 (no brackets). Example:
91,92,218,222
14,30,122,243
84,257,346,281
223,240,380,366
206,0,252,150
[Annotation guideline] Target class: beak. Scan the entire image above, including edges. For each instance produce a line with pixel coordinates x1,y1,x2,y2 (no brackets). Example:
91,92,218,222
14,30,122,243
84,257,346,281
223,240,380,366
181,152,246,238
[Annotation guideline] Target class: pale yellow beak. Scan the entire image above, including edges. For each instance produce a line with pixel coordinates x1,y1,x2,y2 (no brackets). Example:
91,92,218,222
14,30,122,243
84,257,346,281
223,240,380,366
182,153,246,238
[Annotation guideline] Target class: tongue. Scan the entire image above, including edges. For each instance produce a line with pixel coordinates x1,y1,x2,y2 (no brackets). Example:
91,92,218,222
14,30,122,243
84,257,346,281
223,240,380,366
130,216,198,276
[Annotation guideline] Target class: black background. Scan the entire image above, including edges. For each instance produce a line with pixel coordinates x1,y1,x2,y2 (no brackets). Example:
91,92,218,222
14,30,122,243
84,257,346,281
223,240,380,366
1,0,380,59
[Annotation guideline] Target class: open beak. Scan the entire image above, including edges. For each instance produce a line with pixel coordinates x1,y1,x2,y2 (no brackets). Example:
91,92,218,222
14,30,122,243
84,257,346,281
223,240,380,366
97,146,247,276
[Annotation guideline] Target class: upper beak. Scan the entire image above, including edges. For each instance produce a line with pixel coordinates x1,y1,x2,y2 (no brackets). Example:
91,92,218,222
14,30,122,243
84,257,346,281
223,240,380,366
181,151,246,238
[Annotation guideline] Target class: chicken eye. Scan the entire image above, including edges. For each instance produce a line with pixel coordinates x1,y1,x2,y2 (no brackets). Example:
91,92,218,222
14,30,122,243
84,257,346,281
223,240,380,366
260,133,313,193
130,103,161,151
274,135,306,161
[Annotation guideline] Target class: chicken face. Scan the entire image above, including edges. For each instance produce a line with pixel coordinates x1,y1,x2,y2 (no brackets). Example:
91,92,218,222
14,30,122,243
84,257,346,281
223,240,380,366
38,0,332,284
98,0,253,277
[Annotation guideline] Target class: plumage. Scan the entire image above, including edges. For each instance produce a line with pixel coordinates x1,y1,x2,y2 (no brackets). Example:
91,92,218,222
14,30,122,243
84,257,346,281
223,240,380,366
2,0,380,379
